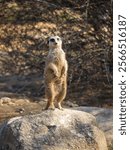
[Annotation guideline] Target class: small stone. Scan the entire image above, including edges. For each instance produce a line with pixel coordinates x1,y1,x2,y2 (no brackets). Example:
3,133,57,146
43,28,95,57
0,97,12,105
65,101,78,107
15,108,25,114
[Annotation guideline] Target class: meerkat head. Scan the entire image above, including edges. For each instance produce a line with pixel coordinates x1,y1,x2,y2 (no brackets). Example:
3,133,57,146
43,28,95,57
48,36,62,49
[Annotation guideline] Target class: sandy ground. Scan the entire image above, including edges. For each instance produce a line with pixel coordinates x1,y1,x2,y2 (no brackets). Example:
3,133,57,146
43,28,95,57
0,96,77,124
0,97,46,123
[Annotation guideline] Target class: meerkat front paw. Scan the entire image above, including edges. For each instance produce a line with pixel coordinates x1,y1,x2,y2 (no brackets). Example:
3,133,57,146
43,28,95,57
54,70,59,78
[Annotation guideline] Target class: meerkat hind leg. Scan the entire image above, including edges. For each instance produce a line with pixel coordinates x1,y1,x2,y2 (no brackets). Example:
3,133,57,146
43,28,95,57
57,102,63,110
45,84,55,110
56,85,67,110
45,100,55,110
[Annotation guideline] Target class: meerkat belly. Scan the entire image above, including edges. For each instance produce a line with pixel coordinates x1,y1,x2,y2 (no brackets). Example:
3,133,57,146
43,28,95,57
53,55,65,93
54,79,63,94
54,54,65,75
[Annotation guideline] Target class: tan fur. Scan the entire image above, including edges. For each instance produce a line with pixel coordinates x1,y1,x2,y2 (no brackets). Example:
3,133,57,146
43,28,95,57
44,36,68,110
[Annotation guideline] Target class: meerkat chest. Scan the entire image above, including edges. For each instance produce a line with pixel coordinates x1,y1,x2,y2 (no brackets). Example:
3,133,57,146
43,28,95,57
48,50,66,66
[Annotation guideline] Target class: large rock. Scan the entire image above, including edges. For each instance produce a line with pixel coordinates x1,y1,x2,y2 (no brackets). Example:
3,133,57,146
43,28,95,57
0,109,108,150
73,107,113,149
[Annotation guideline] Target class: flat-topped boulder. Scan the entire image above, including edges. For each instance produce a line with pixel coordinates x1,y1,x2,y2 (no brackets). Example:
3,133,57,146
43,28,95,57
0,109,108,150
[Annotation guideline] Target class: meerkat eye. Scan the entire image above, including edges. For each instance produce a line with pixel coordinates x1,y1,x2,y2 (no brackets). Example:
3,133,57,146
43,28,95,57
50,38,55,42
57,38,60,41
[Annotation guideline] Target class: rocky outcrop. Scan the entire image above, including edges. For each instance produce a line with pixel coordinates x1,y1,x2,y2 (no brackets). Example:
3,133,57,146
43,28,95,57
0,109,108,150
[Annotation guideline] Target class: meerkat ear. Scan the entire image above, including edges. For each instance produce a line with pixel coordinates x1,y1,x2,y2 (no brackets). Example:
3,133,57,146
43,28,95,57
47,40,49,45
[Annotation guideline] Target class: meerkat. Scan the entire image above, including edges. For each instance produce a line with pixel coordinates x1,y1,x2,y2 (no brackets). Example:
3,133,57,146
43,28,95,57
44,36,68,110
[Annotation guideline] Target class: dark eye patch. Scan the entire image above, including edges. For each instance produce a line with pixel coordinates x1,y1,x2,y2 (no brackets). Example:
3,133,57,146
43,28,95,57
50,38,55,42
57,38,60,41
